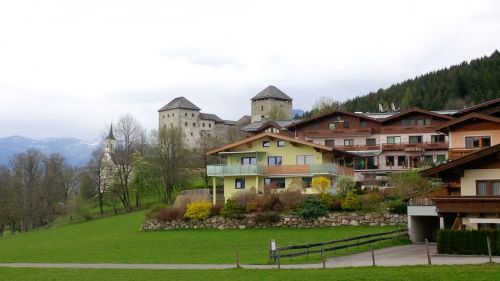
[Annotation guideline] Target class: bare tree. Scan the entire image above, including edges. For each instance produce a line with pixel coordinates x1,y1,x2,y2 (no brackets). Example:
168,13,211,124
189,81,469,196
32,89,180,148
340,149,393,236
311,96,343,116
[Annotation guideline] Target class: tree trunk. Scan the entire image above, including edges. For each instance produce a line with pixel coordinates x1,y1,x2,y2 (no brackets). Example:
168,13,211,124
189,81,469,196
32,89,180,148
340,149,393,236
98,192,104,215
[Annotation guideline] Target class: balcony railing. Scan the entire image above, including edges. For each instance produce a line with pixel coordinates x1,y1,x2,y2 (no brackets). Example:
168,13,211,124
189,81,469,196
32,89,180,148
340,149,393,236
408,197,436,206
433,196,500,213
382,141,448,152
448,147,481,160
207,163,350,176
332,144,381,151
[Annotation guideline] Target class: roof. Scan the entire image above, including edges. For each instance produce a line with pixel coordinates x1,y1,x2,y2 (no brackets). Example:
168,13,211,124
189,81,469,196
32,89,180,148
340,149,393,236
243,120,299,132
199,113,224,123
420,144,500,177
453,98,500,117
251,85,293,101
207,132,357,158
106,125,116,140
435,112,500,134
380,108,453,124
223,120,237,126
286,110,379,130
158,97,201,111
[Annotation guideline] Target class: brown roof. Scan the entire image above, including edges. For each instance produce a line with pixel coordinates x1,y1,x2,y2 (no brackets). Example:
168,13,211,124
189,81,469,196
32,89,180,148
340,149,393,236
420,144,500,177
453,98,500,117
380,108,453,124
286,110,379,130
207,132,357,158
434,112,500,134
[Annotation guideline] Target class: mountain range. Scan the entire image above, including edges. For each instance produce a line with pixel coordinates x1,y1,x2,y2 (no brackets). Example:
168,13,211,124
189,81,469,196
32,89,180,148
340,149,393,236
0,136,100,167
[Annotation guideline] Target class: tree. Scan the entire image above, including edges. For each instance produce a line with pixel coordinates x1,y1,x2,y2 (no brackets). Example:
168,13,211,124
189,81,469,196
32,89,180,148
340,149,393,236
112,114,146,211
267,105,288,120
310,96,343,117
389,170,439,197
311,177,330,194
336,175,356,195
131,151,153,208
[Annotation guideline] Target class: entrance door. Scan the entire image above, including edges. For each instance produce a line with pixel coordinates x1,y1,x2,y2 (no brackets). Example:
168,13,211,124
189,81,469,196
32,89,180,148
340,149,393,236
410,156,421,168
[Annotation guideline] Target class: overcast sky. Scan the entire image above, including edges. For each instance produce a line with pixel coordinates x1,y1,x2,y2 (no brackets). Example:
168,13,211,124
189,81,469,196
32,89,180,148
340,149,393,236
0,0,499,139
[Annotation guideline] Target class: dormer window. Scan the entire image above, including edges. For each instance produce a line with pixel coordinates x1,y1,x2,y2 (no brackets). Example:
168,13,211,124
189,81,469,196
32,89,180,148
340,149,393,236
262,141,270,147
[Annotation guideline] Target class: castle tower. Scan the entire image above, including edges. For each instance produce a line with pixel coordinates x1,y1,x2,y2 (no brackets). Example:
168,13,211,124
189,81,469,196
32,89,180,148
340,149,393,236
251,85,293,122
158,97,202,149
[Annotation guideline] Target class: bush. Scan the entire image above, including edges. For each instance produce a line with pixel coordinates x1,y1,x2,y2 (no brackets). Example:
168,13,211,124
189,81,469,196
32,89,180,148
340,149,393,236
360,192,383,211
210,203,224,216
184,201,212,221
232,190,257,209
278,189,305,210
311,177,330,194
156,207,186,222
294,196,328,219
254,211,281,223
220,199,245,219
341,192,360,211
388,201,407,214
255,195,284,213
146,203,168,219
336,175,356,195
437,230,498,255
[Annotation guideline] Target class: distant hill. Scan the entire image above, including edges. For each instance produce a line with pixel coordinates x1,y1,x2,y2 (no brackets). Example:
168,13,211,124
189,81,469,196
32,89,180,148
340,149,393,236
0,136,100,167
293,109,305,118
343,50,500,112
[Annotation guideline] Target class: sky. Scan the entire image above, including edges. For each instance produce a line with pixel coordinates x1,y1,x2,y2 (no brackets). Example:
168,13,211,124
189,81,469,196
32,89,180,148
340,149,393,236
0,0,499,139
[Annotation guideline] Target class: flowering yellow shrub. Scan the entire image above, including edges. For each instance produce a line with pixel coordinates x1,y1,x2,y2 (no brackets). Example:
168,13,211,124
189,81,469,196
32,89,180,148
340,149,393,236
311,177,331,194
184,201,212,221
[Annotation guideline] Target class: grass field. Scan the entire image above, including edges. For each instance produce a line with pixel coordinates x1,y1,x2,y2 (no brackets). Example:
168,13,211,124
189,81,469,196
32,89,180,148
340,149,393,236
0,264,499,281
0,211,405,264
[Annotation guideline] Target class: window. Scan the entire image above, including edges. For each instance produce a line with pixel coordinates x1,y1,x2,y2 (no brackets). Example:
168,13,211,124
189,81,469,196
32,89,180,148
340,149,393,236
190,132,193,136
417,119,425,126
264,178,285,189
402,119,415,126
476,180,500,195
465,136,491,148
185,113,188,117
277,140,285,147
261,106,264,111
386,156,395,167
397,156,406,166
262,141,270,147
209,123,212,128
328,123,336,131
360,120,367,128
312,123,319,130
424,155,433,165
193,122,196,127
185,122,188,126
268,156,282,166
325,140,335,147
344,121,349,128
302,177,312,188
202,123,205,127
425,119,432,125
235,178,245,189
192,113,194,117
172,113,174,117
387,136,401,144
431,135,446,143
296,155,313,165
241,157,256,165
409,136,423,144
366,138,376,146
344,139,354,146
162,114,165,119
436,155,446,163
167,114,170,117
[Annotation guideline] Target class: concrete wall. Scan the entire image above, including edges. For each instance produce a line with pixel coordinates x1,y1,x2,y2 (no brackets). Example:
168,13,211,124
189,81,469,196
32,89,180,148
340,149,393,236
407,205,439,242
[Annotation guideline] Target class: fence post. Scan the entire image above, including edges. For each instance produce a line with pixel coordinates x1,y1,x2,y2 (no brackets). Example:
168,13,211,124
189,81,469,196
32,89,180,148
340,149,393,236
277,248,281,269
345,236,348,256
425,238,432,265
269,239,276,264
371,246,375,266
236,248,240,268
306,244,309,260
487,236,492,263
321,244,326,269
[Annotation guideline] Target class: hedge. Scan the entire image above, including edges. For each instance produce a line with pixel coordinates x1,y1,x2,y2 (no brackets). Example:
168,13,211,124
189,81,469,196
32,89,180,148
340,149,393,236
437,229,500,255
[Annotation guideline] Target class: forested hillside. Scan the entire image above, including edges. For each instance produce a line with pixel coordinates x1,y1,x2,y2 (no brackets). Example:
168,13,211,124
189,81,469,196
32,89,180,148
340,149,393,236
343,50,500,112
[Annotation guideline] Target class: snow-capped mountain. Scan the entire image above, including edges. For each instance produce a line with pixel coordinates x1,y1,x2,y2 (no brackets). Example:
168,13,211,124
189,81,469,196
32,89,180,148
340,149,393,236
0,136,100,166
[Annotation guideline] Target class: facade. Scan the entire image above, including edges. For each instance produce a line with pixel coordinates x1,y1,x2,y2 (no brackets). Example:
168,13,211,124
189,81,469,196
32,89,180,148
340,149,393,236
285,108,452,185
206,132,356,203
158,97,236,149
250,85,293,123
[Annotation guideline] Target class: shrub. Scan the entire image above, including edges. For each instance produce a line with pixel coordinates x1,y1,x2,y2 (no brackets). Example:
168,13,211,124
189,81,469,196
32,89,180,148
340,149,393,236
220,199,245,219
437,230,499,255
278,189,305,210
210,203,224,216
232,190,257,210
341,192,360,211
329,198,343,211
311,177,331,194
184,201,212,221
245,201,257,213
146,203,168,219
294,196,328,219
336,175,356,195
360,192,383,211
156,207,186,222
255,211,281,223
388,201,407,214
255,195,284,213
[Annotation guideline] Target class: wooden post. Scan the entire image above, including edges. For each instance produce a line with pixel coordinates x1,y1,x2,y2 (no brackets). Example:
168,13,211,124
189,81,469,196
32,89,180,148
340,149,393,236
371,246,375,266
236,248,240,268
306,245,309,260
425,238,432,265
345,237,348,256
487,236,492,263
321,244,326,269
277,248,281,269
212,177,217,205
269,240,273,264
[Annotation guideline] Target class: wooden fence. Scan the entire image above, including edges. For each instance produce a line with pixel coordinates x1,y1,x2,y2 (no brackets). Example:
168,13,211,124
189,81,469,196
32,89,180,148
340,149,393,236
269,228,408,263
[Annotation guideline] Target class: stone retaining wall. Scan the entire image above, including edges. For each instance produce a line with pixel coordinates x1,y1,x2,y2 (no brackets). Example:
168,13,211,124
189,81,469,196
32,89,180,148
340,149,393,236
141,212,407,231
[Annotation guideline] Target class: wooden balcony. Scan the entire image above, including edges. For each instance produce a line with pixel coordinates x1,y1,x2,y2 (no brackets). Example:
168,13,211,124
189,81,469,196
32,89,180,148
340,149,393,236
301,128,373,138
382,141,448,152
448,148,481,160
433,196,500,214
208,164,351,177
332,144,381,151
381,125,436,134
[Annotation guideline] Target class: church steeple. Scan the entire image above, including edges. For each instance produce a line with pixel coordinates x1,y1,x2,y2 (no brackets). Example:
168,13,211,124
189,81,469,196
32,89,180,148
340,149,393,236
104,124,116,154
106,124,116,140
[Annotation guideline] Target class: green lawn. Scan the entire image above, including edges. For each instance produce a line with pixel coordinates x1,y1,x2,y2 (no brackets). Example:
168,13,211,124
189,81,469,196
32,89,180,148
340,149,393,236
0,264,499,281
0,211,405,264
